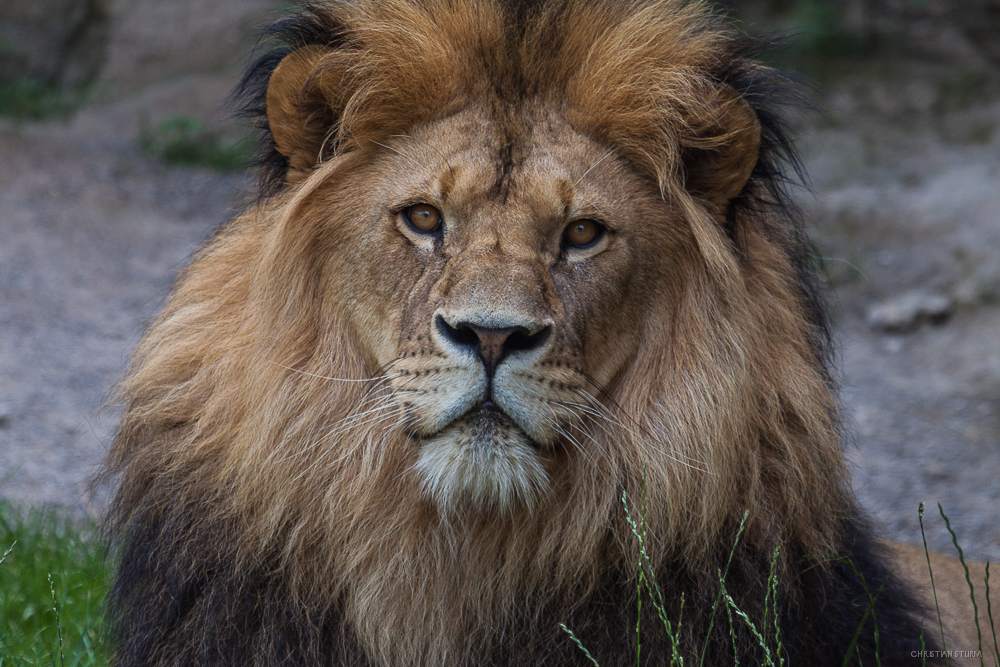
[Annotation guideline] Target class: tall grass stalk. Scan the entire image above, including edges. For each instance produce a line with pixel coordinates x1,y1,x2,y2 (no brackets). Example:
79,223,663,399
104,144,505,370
0,541,13,566
724,583,739,666
699,510,749,667
985,562,999,665
621,487,685,664
919,622,927,667
919,502,950,666
48,574,66,667
559,624,601,667
767,549,785,667
938,503,986,667
835,554,887,667
636,469,648,667
838,562,890,667
720,582,774,666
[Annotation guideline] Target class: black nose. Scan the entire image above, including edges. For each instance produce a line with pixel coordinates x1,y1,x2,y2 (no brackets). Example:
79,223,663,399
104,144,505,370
436,316,550,378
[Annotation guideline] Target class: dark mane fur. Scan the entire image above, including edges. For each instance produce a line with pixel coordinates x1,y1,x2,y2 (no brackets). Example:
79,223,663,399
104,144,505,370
232,2,349,198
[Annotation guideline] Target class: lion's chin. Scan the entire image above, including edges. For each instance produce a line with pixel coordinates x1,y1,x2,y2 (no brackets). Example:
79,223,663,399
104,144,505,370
414,407,549,514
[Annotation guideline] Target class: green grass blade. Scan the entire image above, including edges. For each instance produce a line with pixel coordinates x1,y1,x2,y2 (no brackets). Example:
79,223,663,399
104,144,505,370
671,595,685,667
699,509,750,667
0,541,13,566
636,566,643,667
985,562,998,666
47,574,65,667
839,556,883,666
938,503,985,667
838,562,890,667
768,548,785,667
621,490,661,608
636,467,648,667
722,585,774,666
920,621,927,667
621,488,683,662
722,575,740,666
919,502,950,667
560,624,601,666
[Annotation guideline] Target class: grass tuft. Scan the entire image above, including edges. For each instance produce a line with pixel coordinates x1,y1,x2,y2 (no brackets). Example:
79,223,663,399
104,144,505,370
0,502,108,667
1,496,994,666
0,80,88,122
139,115,253,171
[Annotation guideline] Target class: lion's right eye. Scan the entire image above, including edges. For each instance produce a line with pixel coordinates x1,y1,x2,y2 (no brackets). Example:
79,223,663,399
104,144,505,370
563,219,604,249
404,204,443,234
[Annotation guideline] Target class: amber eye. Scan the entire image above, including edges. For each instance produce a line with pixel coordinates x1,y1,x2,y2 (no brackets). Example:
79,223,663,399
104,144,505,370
563,219,603,249
404,204,442,233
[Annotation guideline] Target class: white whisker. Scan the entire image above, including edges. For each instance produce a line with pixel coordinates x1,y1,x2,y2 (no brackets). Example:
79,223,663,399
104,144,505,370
370,140,423,169
271,361,406,384
293,402,405,482
570,389,710,473
573,148,619,188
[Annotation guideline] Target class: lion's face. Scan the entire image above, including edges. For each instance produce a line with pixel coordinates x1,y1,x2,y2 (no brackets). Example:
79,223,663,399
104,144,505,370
303,104,680,511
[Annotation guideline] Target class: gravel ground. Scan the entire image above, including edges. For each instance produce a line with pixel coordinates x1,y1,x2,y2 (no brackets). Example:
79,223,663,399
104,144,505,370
0,74,250,512
802,60,1000,561
1,63,997,560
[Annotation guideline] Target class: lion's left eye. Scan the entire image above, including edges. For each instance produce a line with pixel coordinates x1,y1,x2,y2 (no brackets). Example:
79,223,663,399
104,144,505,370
563,219,604,249
404,204,443,233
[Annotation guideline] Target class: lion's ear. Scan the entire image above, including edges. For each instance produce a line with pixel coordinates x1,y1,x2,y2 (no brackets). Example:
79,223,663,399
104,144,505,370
266,45,341,180
682,90,762,214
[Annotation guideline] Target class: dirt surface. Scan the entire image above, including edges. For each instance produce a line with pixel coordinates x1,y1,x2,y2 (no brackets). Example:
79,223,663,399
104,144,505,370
803,59,1000,562
0,73,250,512
1,61,997,561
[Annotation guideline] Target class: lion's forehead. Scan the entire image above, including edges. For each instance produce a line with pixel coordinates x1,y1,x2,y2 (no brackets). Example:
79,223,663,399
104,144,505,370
387,107,642,233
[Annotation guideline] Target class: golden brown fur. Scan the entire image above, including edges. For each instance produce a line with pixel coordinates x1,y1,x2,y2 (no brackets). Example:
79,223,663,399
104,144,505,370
103,0,993,664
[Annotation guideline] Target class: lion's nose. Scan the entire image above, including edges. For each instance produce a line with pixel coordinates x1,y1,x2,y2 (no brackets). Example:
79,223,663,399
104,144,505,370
436,315,551,378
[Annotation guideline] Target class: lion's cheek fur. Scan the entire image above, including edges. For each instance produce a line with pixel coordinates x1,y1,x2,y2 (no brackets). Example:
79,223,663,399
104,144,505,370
603,280,838,564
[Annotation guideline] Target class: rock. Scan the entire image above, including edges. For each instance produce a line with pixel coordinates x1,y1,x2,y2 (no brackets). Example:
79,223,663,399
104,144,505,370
0,0,112,87
100,0,277,87
865,291,952,333
923,0,1000,67
925,462,952,481
0,0,278,92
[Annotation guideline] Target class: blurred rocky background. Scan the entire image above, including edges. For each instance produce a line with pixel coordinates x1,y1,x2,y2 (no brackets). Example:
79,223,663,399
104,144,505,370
0,0,998,561
0,0,276,87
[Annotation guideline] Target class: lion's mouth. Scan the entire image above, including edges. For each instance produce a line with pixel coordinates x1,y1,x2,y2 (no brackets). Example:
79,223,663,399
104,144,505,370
452,399,543,450
473,398,501,414
413,397,549,511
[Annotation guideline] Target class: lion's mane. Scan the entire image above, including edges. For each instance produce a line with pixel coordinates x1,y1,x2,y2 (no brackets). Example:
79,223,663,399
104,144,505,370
103,0,934,665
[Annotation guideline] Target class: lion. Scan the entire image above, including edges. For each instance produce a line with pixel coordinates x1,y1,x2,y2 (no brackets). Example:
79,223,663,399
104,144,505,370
101,0,996,665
